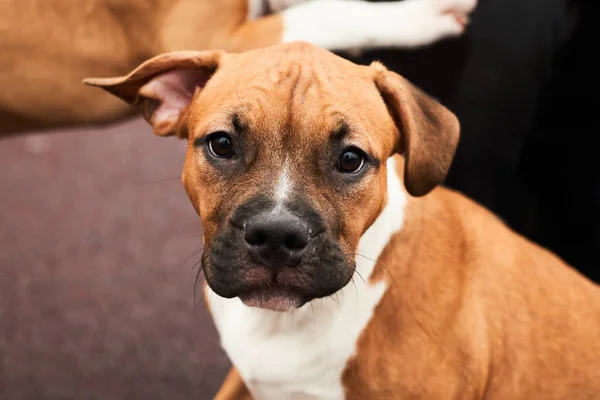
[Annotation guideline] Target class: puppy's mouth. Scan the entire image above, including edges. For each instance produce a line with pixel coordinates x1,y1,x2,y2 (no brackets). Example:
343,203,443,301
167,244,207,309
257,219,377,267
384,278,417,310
206,195,349,311
238,286,306,312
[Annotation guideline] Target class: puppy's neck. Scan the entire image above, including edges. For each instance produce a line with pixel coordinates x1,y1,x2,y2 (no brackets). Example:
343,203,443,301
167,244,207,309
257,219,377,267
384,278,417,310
355,156,407,287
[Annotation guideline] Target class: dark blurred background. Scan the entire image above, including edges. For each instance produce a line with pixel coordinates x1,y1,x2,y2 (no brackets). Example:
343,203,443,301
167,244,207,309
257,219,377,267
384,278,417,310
0,0,597,399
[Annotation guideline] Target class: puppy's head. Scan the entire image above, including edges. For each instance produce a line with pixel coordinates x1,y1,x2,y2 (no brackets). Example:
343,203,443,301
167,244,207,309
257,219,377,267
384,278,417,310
85,42,459,311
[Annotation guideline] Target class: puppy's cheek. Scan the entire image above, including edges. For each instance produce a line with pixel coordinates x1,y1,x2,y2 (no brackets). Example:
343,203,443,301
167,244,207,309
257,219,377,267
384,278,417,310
198,201,230,240
202,227,248,298
181,158,206,208
344,214,373,248
303,238,353,297
336,241,359,283
335,237,356,263
181,176,202,215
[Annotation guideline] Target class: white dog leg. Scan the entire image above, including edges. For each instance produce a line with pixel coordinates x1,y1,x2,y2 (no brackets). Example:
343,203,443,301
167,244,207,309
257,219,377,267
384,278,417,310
280,0,477,51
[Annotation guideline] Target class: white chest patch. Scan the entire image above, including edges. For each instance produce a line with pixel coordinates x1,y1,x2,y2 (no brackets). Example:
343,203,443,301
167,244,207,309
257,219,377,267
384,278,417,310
207,157,406,400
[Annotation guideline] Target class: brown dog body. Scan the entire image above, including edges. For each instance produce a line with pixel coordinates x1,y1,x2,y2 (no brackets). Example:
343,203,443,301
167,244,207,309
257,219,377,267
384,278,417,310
0,0,261,133
341,177,600,399
85,42,600,399
1,0,476,134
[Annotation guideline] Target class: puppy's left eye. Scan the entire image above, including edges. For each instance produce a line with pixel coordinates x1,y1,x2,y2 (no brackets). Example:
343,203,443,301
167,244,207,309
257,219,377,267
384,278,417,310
208,133,235,158
338,147,366,174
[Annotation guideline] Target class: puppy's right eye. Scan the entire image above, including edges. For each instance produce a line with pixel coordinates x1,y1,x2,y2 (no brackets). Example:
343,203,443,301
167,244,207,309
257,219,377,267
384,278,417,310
338,147,365,174
207,133,235,158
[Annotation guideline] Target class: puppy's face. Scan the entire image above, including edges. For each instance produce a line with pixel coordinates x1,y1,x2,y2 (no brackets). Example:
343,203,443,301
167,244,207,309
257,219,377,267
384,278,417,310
85,43,459,311
182,57,395,311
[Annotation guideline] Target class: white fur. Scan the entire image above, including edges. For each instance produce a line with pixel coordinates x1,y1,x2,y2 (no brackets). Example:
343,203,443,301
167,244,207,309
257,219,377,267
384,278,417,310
280,0,476,51
274,162,292,206
207,157,407,399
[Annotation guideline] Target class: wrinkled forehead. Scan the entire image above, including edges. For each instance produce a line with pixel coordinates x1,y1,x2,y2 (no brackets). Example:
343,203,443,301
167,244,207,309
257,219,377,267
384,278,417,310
187,49,395,157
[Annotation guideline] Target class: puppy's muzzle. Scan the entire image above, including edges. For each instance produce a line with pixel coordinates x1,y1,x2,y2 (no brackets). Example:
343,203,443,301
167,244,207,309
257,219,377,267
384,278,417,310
207,195,350,311
244,211,311,270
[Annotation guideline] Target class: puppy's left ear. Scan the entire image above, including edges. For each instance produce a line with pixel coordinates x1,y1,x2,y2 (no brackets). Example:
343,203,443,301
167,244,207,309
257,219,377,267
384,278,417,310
84,50,223,138
371,62,460,197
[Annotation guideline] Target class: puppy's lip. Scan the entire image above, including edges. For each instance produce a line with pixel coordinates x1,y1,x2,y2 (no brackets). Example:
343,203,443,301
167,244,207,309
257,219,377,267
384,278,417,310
239,287,305,312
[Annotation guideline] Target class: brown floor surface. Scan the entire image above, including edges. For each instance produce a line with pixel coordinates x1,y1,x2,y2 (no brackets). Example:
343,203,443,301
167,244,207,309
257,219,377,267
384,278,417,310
0,119,230,399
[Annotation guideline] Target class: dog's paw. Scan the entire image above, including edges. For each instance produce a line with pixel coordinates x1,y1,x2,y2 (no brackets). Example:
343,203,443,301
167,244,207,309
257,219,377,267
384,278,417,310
438,0,477,15
405,0,478,46
438,0,477,28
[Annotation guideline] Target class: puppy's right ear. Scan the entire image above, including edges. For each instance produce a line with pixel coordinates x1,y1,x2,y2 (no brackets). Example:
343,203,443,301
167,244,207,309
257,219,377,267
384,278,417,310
84,50,223,138
371,62,459,197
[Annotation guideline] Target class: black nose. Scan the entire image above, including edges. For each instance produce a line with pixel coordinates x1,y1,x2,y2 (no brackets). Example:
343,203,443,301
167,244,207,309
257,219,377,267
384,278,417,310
244,212,310,268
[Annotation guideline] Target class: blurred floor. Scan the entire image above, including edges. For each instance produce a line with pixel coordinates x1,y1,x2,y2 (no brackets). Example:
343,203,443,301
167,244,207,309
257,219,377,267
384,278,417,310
0,119,229,399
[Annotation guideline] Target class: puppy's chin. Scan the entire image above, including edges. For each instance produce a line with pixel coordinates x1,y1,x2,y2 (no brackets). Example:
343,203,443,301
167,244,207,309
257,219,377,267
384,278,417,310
239,287,306,312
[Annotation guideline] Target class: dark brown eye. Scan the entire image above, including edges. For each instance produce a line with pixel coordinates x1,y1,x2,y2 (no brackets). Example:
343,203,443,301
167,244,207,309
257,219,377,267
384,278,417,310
208,133,234,158
338,148,365,173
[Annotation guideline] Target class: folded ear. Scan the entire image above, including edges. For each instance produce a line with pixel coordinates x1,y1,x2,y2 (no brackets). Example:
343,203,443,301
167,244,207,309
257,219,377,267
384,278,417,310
371,62,460,197
84,50,223,138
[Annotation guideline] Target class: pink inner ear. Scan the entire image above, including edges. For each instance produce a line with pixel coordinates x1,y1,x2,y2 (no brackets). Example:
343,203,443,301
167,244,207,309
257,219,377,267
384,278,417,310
138,68,210,136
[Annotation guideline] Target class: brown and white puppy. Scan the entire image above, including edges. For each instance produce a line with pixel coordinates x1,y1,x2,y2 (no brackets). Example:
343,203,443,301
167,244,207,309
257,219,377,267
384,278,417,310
84,42,600,399
0,0,476,134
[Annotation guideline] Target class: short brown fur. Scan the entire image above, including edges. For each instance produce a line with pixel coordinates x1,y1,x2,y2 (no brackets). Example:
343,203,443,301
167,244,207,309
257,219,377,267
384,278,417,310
342,160,600,399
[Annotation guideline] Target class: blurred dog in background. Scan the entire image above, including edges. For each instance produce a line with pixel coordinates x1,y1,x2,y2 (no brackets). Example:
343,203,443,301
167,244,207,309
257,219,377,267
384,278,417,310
0,0,475,135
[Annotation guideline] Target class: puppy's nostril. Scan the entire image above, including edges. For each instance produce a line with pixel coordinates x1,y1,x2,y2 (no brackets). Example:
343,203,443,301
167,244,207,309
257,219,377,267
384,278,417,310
284,234,309,250
245,229,267,246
